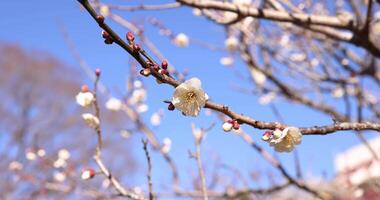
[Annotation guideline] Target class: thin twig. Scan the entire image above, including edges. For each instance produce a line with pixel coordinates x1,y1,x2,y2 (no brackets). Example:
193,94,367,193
142,139,154,200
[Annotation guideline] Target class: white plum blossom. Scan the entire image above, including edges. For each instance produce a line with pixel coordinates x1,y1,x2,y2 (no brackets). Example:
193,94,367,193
82,113,100,128
225,36,239,51
150,112,162,126
8,161,23,171
268,127,302,152
174,33,189,48
76,91,94,107
105,97,122,111
54,171,66,182
250,69,266,86
172,78,207,116
162,137,172,154
220,56,234,66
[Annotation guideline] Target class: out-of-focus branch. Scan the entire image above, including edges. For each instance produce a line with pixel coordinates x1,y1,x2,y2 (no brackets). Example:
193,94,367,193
142,140,154,200
107,2,181,12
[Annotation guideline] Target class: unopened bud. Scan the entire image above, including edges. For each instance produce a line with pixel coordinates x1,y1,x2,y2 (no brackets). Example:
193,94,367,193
140,68,151,77
168,103,175,111
126,32,134,41
159,69,168,75
95,68,101,76
232,121,240,130
222,122,233,132
81,85,89,92
262,131,273,141
132,44,140,52
161,60,168,69
102,30,110,39
96,15,105,24
104,38,113,44
81,168,96,180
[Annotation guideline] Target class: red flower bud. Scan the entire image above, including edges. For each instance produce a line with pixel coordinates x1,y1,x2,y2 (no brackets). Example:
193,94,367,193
161,60,168,69
168,103,175,111
104,38,113,44
159,69,168,75
126,32,134,41
153,64,160,71
96,15,105,24
232,121,240,130
102,30,110,39
132,44,140,52
95,68,101,76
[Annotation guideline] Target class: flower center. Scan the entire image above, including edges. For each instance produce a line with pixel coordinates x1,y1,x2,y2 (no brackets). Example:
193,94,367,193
183,91,197,103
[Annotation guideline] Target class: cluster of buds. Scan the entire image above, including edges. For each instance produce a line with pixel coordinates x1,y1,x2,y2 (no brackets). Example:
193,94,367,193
222,119,240,132
102,30,113,44
140,60,170,79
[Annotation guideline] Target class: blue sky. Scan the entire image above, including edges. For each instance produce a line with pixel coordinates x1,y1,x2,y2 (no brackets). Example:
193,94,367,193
1,0,376,193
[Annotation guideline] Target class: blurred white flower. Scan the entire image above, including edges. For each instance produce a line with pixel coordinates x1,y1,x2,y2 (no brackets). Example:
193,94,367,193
174,33,189,48
8,161,23,171
25,150,37,161
53,158,67,168
290,53,306,62
332,87,344,98
172,78,207,116
129,89,147,105
250,69,266,86
220,56,234,66
54,171,66,182
193,128,203,141
133,80,143,89
37,149,46,157
82,113,100,128
120,129,131,139
192,8,202,16
105,97,122,111
76,91,94,107
102,179,111,189
99,5,110,17
150,112,162,126
222,122,233,132
233,0,252,6
268,127,302,152
162,137,172,154
58,149,71,160
258,92,276,105
364,92,378,105
81,168,96,180
136,104,149,113
225,37,239,51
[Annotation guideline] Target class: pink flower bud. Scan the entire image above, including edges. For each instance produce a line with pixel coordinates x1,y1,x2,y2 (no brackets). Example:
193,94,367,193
81,85,89,92
126,32,134,41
